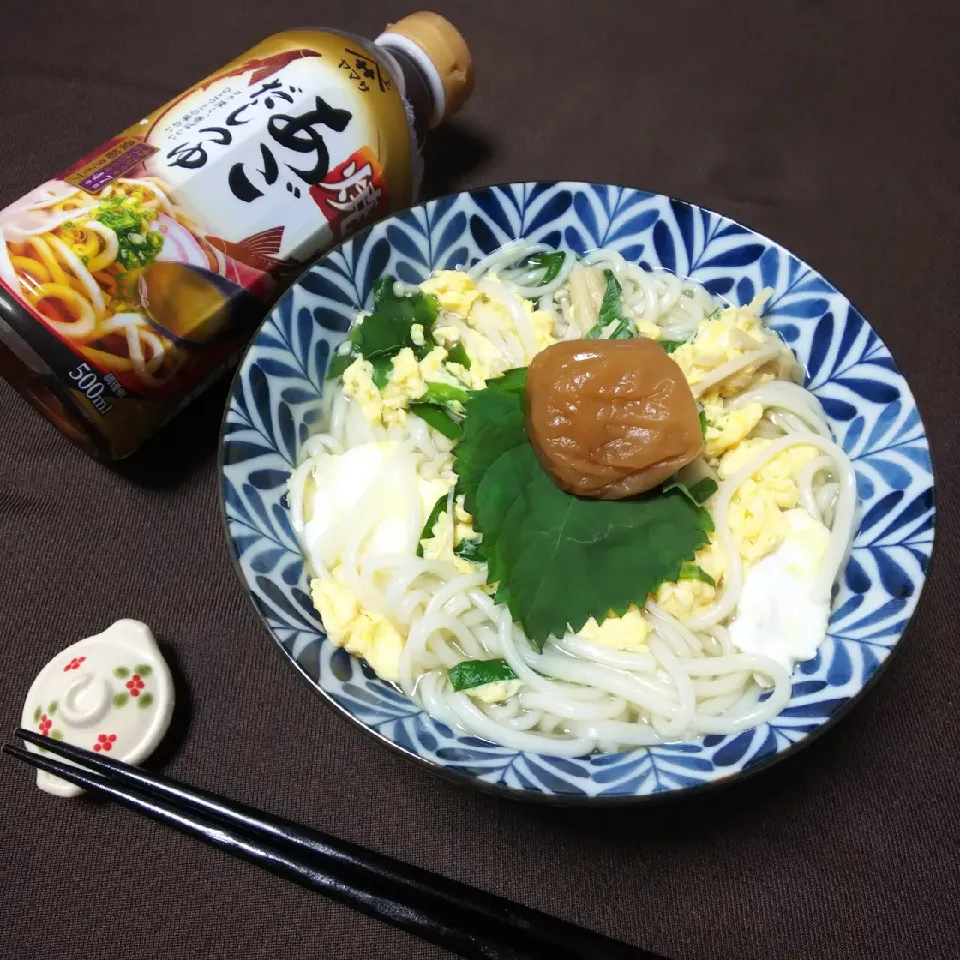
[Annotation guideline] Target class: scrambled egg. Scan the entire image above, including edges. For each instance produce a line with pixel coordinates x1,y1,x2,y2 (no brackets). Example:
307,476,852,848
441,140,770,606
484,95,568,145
647,296,819,611
381,348,427,419
420,271,494,385
419,269,482,315
423,270,556,384
466,679,523,703
581,606,652,651
341,357,385,424
342,346,458,429
701,396,765,461
421,497,481,575
655,540,725,620
671,291,794,398
652,434,822,616
718,438,819,566
311,572,405,682
636,319,663,340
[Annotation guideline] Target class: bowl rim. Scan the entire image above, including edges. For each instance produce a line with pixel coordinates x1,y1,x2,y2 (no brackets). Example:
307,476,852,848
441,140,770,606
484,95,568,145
217,179,939,805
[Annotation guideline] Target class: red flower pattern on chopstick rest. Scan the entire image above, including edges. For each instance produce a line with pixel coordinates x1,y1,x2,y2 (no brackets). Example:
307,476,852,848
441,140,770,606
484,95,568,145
32,701,64,746
113,664,155,709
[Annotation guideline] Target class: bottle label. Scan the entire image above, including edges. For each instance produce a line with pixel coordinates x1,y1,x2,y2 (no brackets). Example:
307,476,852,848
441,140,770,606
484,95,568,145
0,30,412,457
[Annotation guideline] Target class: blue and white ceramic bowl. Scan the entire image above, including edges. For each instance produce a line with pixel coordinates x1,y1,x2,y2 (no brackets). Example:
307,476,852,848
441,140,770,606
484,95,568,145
219,182,935,803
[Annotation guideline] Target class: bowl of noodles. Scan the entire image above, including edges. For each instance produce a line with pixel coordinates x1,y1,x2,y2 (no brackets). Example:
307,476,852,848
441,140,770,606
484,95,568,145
219,182,935,802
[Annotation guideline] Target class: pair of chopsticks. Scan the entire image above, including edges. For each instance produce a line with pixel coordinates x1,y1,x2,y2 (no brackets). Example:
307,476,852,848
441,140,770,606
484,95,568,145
6,730,665,960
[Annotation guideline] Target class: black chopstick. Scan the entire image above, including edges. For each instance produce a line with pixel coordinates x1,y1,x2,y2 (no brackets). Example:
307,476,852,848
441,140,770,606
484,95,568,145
7,730,665,960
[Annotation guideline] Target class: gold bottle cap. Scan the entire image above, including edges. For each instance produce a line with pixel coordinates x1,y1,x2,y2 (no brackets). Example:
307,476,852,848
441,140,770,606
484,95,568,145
381,12,474,124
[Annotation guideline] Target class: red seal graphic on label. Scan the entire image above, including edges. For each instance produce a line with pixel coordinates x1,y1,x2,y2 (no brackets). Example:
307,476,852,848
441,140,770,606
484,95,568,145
310,147,388,239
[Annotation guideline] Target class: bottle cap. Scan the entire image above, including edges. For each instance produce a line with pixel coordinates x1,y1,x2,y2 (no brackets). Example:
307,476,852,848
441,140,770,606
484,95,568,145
380,12,474,125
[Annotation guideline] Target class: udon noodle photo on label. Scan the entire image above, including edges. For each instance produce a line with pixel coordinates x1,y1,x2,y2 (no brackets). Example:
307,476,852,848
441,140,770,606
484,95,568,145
288,241,857,757
0,177,245,392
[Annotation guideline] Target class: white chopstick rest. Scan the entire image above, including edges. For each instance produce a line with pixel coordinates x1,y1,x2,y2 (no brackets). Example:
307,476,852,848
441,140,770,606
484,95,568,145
19,620,175,797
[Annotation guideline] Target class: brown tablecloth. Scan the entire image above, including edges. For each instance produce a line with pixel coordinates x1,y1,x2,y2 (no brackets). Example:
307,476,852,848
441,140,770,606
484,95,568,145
1,2,957,958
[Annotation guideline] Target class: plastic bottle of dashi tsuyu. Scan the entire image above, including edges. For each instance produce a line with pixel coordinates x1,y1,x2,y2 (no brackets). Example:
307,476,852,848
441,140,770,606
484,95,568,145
0,12,473,460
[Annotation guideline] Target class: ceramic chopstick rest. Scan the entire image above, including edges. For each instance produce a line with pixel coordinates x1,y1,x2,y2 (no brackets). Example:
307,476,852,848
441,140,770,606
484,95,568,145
20,620,174,797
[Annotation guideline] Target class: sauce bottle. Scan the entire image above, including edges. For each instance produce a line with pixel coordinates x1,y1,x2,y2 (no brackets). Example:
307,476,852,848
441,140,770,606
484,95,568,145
0,12,473,461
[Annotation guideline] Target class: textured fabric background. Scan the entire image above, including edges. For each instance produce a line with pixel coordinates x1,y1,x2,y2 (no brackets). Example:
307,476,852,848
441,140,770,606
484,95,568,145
0,2,957,959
